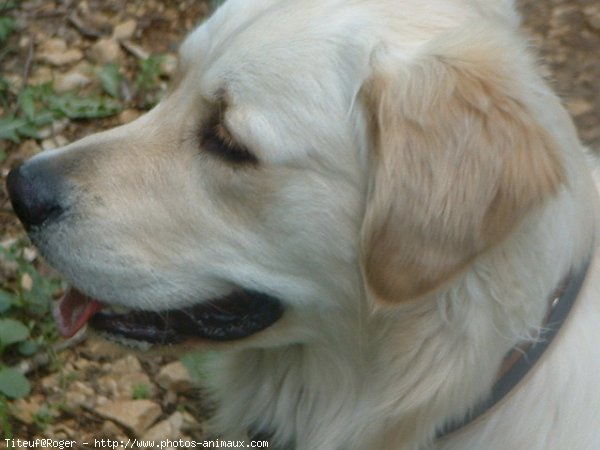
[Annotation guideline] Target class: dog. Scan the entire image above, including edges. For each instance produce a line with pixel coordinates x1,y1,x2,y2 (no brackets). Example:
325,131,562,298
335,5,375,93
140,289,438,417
6,0,600,448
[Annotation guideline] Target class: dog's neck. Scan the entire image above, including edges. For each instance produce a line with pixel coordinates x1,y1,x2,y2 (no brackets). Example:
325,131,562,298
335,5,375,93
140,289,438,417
436,256,592,440
209,173,598,450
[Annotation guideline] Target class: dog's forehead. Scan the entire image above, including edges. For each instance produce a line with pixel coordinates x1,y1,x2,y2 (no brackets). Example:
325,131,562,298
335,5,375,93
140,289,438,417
177,0,517,86
179,0,376,92
168,0,519,165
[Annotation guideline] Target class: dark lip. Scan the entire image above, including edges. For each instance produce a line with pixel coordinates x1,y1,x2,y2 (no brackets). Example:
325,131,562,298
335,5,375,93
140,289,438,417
89,289,285,344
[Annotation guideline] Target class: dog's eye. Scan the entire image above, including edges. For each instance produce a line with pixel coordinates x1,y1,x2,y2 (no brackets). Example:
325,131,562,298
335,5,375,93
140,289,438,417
200,121,258,165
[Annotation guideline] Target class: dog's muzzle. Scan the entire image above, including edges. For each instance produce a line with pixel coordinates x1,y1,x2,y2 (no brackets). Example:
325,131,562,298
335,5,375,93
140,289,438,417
6,155,286,346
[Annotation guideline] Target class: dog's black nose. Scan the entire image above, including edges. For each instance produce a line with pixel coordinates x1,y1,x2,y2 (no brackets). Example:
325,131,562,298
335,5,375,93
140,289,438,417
6,159,66,229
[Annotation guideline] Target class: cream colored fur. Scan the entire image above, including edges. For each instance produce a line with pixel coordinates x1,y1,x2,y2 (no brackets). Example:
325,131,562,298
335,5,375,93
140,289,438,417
23,0,600,448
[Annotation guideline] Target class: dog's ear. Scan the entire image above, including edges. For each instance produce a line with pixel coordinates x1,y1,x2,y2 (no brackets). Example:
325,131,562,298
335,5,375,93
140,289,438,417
360,32,564,304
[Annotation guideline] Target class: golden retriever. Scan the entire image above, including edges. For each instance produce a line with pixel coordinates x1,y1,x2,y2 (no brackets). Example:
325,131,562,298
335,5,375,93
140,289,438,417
7,0,600,448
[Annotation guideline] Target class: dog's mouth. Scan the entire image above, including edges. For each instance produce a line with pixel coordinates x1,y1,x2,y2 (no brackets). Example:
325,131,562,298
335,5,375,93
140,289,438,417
53,287,285,345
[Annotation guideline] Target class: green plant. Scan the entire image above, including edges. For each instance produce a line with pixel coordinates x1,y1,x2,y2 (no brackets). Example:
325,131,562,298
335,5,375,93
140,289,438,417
180,352,213,382
32,403,56,432
0,0,17,43
0,76,10,109
0,1,16,111
134,54,167,108
0,82,122,144
0,395,14,438
99,63,124,99
0,240,63,399
0,15,14,42
0,367,29,399
132,383,151,400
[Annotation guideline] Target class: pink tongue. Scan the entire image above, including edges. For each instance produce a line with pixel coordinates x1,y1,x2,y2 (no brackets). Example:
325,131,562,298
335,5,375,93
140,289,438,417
53,288,104,338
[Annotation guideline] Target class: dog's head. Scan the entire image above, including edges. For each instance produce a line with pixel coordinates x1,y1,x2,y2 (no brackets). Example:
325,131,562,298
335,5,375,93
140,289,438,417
6,0,566,348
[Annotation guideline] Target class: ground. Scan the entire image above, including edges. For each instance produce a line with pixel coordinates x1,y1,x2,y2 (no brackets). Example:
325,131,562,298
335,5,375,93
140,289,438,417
0,0,598,445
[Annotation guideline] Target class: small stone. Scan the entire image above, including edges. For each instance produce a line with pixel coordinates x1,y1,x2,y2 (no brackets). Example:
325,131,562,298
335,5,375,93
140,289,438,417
20,273,33,291
40,38,67,54
180,411,201,434
22,246,38,262
141,412,184,440
54,71,92,93
120,40,149,60
39,38,83,66
98,354,157,400
95,400,162,436
119,109,141,124
73,357,93,370
580,127,600,143
45,422,78,439
12,395,44,424
81,334,125,360
100,420,127,439
584,5,600,30
41,373,60,391
72,380,96,398
114,354,143,372
157,361,194,393
64,391,87,410
113,19,137,41
38,118,70,139
46,49,84,66
161,53,178,77
101,378,118,398
89,38,124,65
77,8,113,31
164,388,178,407
41,135,69,150
29,66,55,85
70,61,95,78
19,36,32,48
566,99,593,118
19,140,42,158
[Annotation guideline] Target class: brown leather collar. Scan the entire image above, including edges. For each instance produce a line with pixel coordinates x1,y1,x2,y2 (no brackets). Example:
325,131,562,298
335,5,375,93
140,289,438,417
436,256,592,439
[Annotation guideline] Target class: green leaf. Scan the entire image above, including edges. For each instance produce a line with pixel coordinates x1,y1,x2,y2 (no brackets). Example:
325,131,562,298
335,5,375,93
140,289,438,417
0,1,18,14
49,93,121,119
0,319,30,345
0,17,15,42
0,367,31,399
18,340,39,356
30,109,56,127
21,270,56,315
99,63,123,98
0,77,9,108
15,122,43,139
0,290,14,313
17,88,36,120
0,115,27,143
136,55,164,91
